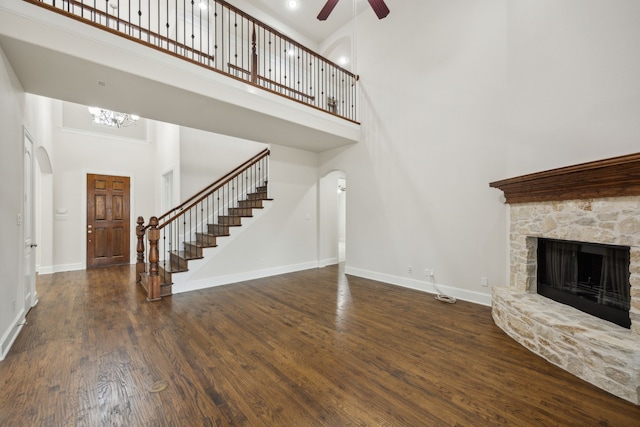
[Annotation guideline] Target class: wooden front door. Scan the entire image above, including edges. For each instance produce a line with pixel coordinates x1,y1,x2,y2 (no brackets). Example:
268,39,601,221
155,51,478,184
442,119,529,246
87,174,130,268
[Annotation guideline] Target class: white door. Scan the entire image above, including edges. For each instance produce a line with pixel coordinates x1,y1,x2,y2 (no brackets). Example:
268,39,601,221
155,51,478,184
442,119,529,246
23,130,36,310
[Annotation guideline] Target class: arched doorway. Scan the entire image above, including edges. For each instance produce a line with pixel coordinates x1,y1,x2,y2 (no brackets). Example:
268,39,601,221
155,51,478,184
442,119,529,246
319,170,346,266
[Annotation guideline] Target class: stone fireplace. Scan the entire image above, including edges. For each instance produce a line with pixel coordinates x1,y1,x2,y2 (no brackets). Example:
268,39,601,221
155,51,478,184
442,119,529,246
489,154,640,405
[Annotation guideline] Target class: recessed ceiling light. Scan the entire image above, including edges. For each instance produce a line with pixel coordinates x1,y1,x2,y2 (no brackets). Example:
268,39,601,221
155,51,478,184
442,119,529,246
198,0,207,10
287,0,299,10
338,56,350,65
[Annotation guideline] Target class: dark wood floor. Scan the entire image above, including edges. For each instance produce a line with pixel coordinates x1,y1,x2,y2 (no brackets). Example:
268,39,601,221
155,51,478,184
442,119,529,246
1,265,639,426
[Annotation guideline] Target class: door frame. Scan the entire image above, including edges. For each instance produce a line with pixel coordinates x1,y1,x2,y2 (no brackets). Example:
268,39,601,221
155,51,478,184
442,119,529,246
23,127,37,310
81,169,135,269
318,170,347,267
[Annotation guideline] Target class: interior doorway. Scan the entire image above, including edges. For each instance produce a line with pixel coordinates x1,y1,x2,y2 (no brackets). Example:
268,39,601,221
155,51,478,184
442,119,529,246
162,169,174,213
337,177,346,263
86,174,131,268
319,171,346,266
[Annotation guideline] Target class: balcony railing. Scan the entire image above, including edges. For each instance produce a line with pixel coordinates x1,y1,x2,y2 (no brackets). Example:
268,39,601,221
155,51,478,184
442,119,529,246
24,0,359,122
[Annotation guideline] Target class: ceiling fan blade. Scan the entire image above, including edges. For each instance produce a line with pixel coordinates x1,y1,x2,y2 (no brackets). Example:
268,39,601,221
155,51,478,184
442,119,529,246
317,0,340,21
367,0,390,19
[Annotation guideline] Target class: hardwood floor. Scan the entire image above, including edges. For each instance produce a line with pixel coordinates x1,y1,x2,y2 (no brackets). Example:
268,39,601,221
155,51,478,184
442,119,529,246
1,265,639,426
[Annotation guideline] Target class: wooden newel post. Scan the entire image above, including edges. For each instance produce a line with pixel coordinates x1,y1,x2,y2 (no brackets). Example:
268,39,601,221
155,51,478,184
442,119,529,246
135,216,146,285
147,216,161,302
251,25,258,84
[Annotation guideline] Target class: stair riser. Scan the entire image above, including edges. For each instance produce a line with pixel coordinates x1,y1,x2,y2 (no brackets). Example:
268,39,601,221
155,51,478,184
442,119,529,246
228,208,253,217
207,224,230,235
218,216,242,226
195,233,217,246
182,243,203,258
158,267,172,285
238,200,263,208
247,192,268,200
169,253,189,270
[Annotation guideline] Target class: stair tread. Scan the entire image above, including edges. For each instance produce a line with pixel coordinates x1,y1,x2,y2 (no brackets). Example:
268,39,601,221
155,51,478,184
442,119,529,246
159,262,188,274
185,241,218,249
170,250,204,261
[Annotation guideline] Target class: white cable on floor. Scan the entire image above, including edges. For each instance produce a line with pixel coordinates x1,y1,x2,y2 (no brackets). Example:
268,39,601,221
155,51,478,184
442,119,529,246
433,285,457,304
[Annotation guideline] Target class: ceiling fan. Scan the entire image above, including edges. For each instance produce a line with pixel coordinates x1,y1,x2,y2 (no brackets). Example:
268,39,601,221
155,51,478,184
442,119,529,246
317,0,390,21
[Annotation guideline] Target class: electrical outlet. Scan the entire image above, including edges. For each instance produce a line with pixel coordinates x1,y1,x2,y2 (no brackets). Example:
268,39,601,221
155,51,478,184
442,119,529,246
408,265,413,274
481,277,489,287
425,268,434,277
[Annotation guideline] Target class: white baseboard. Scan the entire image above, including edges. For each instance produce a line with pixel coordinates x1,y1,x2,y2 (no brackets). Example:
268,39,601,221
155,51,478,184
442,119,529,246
345,266,492,307
37,265,54,275
173,261,319,295
0,309,26,361
51,263,84,273
318,257,338,268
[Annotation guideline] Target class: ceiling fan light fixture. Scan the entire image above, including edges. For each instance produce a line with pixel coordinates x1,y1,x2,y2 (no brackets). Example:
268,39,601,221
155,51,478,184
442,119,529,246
318,0,389,20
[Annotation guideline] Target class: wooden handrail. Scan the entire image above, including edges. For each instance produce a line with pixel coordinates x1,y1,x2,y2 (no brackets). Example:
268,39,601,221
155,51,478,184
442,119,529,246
157,148,270,228
58,0,215,63
135,148,270,300
136,148,269,233
227,64,315,100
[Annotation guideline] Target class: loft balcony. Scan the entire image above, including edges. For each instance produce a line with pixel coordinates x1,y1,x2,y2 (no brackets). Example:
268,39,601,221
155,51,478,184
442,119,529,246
0,0,360,151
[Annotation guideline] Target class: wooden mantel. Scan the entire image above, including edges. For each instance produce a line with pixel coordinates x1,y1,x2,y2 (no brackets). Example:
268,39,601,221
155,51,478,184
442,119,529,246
490,152,640,204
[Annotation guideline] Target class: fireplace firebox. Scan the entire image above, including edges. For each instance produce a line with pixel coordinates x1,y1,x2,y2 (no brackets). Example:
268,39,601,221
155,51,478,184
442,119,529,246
537,238,631,328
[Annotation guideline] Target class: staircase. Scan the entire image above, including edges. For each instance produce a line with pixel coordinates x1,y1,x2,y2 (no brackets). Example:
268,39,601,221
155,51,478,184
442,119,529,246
157,186,271,296
136,149,271,301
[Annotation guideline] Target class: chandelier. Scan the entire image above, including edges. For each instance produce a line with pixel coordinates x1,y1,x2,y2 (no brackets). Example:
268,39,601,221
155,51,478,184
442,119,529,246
88,107,140,128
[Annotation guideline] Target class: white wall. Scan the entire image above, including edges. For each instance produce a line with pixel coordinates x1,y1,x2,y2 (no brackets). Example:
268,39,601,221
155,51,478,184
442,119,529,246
0,45,25,359
506,0,640,176
179,127,268,200
320,0,508,304
318,0,640,305
50,101,156,271
151,121,181,213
